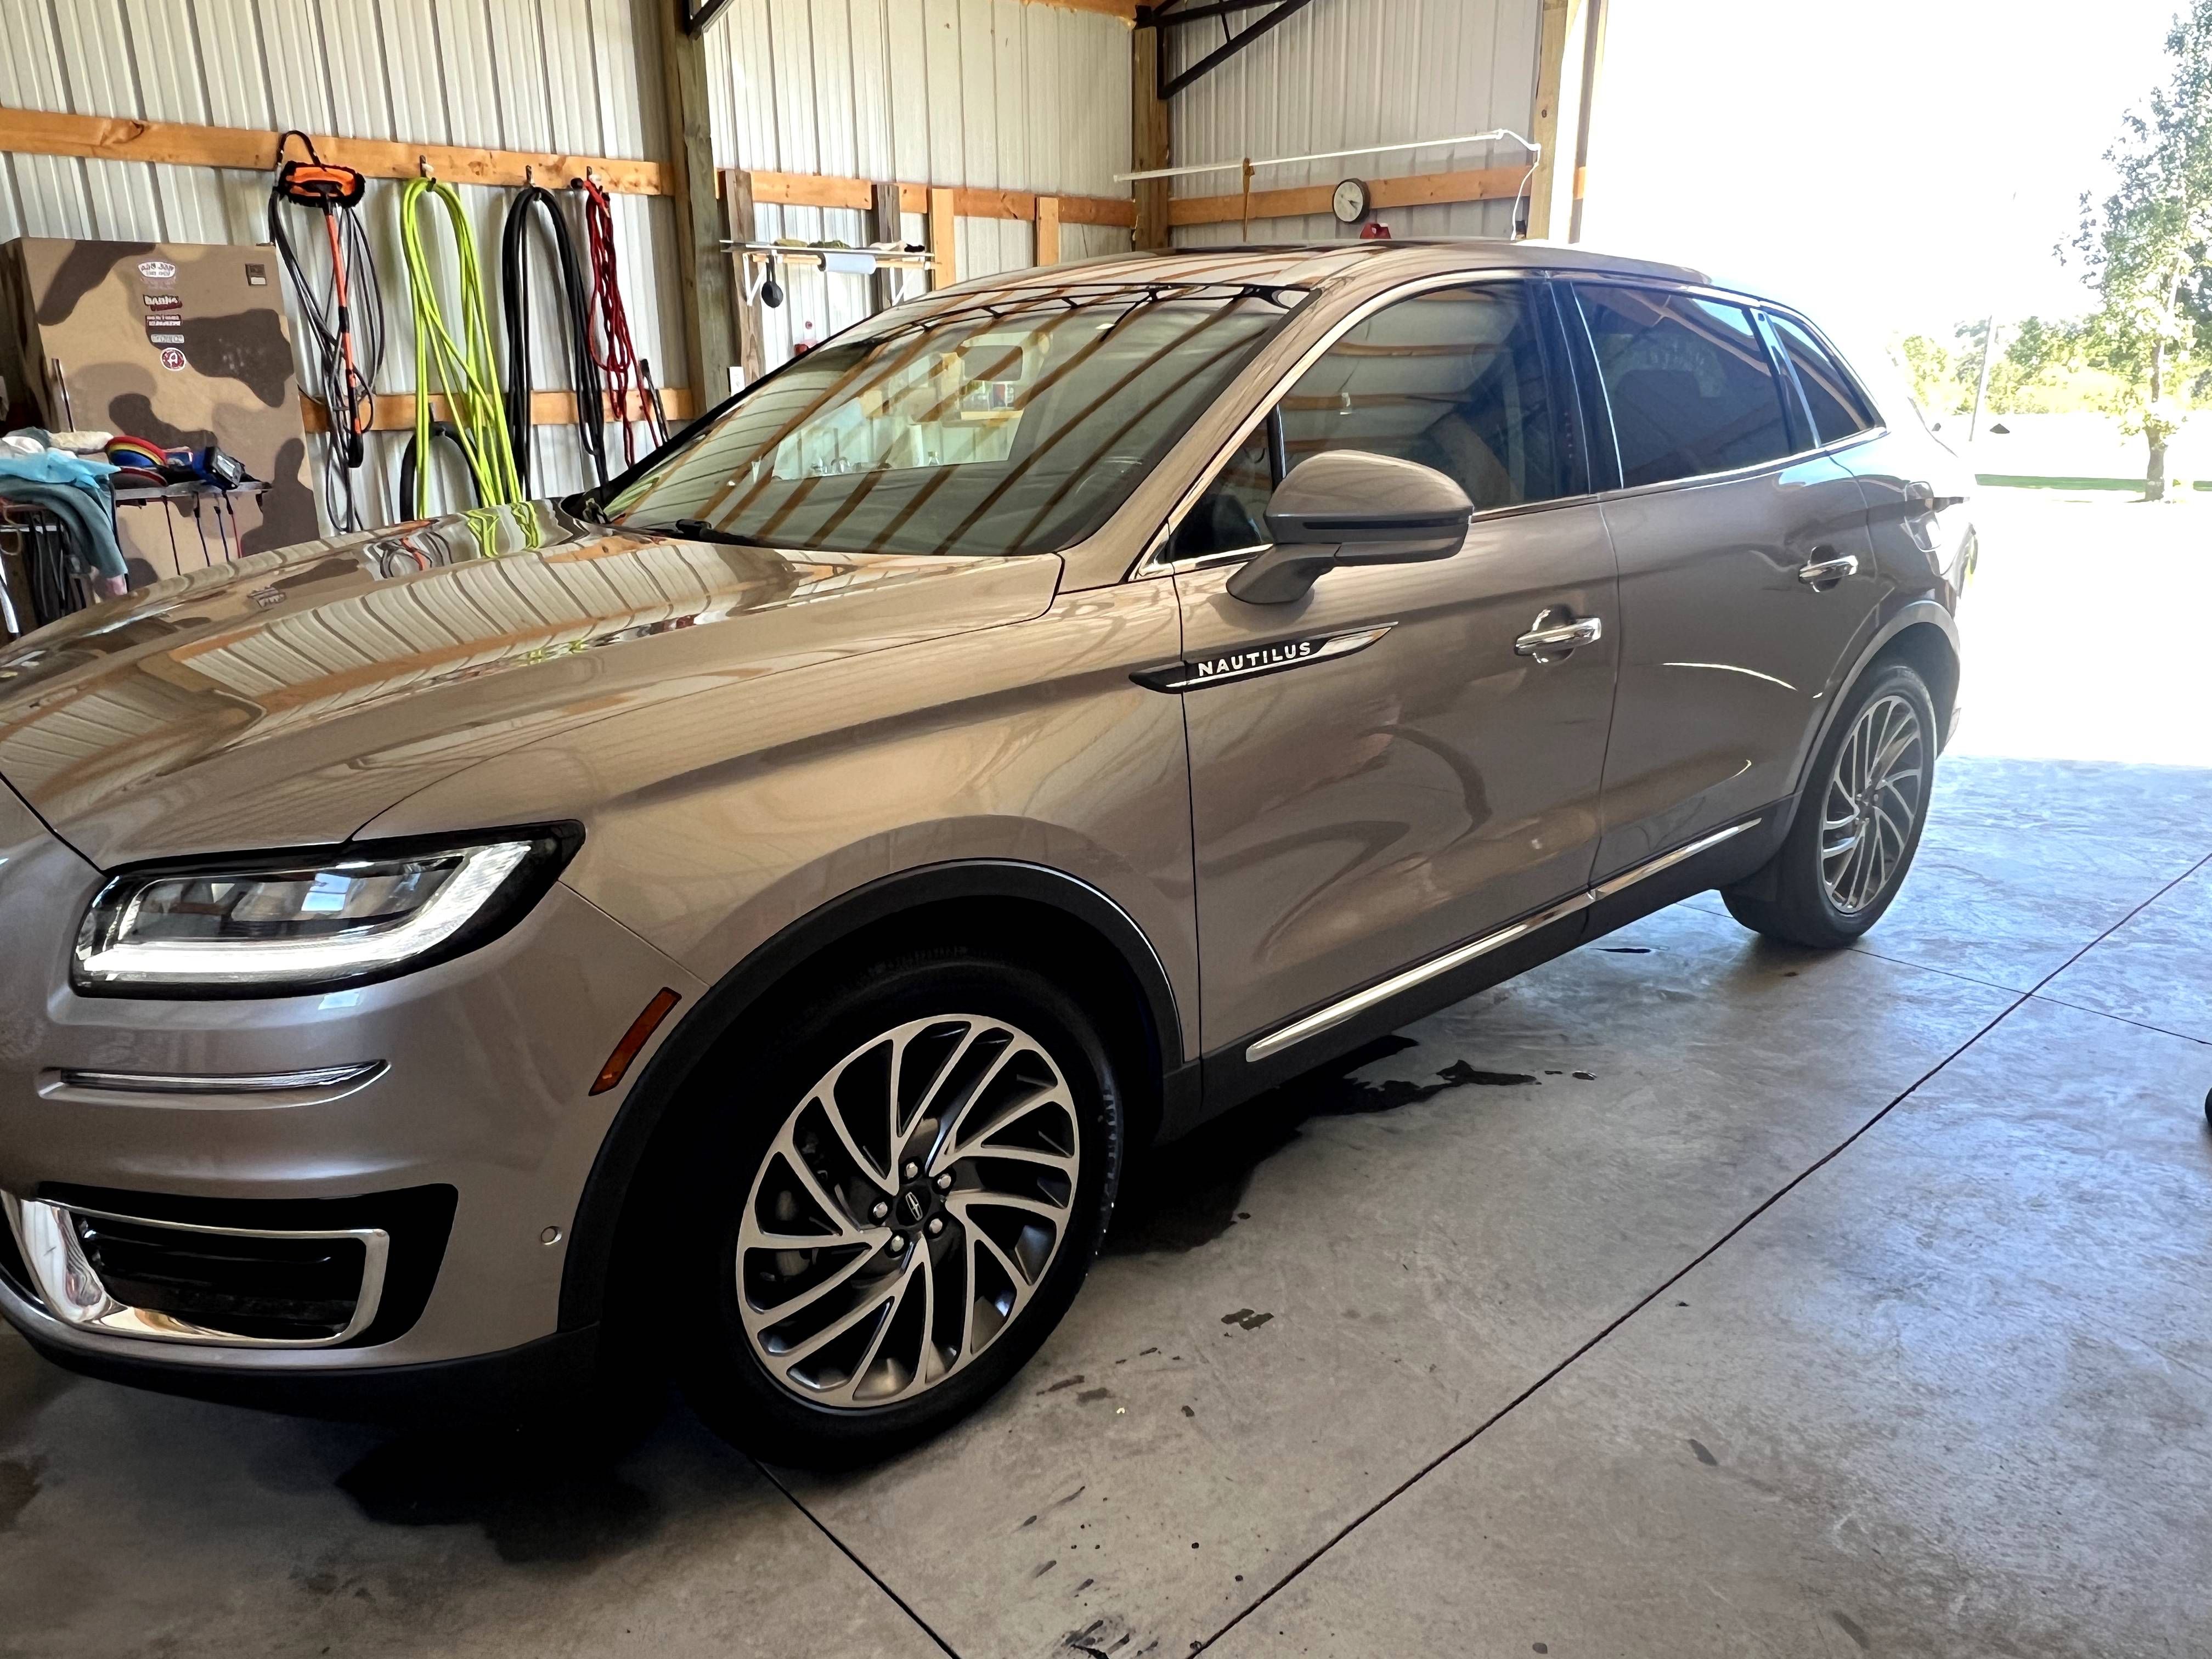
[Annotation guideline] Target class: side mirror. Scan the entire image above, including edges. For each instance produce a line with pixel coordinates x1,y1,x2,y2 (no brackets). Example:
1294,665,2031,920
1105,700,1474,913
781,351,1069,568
1226,450,1474,604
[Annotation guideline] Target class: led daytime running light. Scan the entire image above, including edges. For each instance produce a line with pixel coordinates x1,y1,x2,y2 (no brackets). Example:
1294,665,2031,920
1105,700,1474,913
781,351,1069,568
78,842,533,988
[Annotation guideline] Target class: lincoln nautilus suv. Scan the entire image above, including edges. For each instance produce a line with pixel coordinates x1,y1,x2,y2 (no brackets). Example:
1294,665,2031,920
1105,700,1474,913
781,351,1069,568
0,242,1970,1463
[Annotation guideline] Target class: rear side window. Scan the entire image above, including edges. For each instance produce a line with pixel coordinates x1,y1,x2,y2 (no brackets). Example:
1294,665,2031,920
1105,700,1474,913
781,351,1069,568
1576,285,1793,487
1767,312,1877,443
1278,281,1568,512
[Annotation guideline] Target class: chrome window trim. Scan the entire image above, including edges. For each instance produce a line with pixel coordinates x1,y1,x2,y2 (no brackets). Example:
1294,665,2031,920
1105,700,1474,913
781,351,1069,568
1243,816,1762,1064
1133,268,1581,576
1562,276,1894,500
0,1192,389,1350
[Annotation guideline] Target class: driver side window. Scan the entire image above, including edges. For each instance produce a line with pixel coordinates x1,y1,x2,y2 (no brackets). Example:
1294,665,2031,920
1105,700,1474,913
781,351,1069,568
1168,280,1569,562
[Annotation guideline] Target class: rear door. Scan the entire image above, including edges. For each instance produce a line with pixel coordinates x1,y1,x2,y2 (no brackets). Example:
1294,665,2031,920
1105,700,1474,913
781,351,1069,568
1167,276,1620,1055
1571,283,1884,874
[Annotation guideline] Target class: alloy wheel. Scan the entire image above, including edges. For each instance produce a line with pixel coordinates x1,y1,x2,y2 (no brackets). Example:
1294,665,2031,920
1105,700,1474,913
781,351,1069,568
1820,691,1925,915
736,1014,1081,1409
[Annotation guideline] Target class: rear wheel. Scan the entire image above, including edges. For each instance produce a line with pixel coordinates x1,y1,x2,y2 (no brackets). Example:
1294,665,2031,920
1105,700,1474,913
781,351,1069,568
669,949,1122,1466
1724,659,1936,948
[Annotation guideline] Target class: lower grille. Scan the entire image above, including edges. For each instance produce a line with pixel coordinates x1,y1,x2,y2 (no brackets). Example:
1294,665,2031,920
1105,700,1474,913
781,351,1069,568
3,1184,455,1350
72,1213,371,1343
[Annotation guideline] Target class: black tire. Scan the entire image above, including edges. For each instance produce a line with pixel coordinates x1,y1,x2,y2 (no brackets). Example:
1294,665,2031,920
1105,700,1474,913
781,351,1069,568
1723,658,1937,949
667,946,1124,1468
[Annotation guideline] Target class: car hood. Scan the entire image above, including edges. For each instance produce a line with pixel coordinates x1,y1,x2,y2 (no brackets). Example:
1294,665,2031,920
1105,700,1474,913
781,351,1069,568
0,502,1062,868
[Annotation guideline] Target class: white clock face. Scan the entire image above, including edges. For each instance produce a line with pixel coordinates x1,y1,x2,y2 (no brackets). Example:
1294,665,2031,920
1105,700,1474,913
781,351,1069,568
1333,178,1368,224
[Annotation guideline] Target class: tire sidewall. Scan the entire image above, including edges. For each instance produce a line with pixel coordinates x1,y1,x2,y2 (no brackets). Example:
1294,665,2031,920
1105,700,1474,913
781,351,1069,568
670,950,1123,1466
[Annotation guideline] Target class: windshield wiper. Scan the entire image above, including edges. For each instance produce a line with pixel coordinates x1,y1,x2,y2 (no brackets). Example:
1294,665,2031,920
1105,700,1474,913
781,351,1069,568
644,518,774,548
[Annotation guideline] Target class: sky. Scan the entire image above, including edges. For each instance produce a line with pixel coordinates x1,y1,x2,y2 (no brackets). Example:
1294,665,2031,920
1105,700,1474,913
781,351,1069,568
1584,0,2186,357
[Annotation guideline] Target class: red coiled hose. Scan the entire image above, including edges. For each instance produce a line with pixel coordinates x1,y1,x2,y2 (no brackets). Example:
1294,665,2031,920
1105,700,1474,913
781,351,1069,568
574,175,670,467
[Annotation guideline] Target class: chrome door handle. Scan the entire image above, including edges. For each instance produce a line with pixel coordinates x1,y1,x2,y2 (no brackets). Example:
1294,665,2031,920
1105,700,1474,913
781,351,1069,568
1797,552,1859,588
1515,614,1603,658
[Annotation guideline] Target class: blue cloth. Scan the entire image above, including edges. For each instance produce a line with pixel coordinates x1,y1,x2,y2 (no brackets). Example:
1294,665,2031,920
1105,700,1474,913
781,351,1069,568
0,448,126,580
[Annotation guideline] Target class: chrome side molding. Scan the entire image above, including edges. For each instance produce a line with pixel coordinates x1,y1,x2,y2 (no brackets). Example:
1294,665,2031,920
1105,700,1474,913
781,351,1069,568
0,1192,388,1349
1246,817,1763,1064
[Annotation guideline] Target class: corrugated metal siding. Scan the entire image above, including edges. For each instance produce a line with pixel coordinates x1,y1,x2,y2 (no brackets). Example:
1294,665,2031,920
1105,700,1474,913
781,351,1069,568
706,0,1133,367
1164,0,1542,249
0,0,682,531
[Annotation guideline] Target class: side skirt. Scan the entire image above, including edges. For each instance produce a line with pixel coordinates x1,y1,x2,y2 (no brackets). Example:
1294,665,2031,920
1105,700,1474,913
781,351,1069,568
1170,805,1791,1137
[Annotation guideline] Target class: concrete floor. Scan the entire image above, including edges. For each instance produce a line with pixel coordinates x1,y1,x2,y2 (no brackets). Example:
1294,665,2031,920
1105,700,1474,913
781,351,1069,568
3,492,2209,1657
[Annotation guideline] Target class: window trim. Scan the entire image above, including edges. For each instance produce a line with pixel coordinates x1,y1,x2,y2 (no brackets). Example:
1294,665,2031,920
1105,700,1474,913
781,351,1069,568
1135,269,1592,578
1759,304,1883,450
1561,277,1894,501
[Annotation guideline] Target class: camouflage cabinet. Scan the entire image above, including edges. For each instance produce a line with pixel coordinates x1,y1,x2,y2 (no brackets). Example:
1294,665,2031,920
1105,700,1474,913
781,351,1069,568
0,238,317,581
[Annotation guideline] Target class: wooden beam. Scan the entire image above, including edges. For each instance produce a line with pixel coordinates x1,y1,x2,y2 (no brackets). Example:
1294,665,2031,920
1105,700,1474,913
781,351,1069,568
301,387,697,435
928,188,958,287
725,168,766,388
1016,0,1136,19
656,2,736,400
0,104,665,194
731,168,1131,227
1168,165,1528,228
1525,0,1577,239
1035,195,1062,267
1131,26,1171,250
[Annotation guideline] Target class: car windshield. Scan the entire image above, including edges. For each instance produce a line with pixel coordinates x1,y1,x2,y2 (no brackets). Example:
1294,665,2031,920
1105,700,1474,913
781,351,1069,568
605,283,1301,558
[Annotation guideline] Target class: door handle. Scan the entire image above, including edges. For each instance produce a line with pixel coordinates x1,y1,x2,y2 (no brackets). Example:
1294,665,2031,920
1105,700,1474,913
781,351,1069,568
1797,551,1859,589
1515,613,1603,659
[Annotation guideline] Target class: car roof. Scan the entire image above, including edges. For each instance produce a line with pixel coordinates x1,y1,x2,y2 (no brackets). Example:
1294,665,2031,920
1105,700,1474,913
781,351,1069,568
931,239,1722,300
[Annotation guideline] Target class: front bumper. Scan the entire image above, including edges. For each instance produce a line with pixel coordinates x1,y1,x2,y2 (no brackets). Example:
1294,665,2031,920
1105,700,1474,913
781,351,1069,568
0,785,704,1390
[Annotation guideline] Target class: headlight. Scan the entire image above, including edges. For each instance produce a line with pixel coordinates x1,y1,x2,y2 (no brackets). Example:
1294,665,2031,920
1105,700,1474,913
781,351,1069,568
72,825,582,997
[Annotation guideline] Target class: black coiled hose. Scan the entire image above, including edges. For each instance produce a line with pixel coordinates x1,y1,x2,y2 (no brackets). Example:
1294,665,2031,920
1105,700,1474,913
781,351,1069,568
500,183,606,495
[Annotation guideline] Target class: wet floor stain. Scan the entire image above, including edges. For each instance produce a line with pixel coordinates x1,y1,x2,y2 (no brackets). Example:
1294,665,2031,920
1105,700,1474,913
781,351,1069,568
0,1455,42,1532
1106,1035,1568,1256
1221,1308,1273,1331
1688,1438,1719,1466
1598,945,1654,954
1831,1611,1871,1650
336,1430,660,1567
1075,1387,1114,1405
1041,1374,1087,1394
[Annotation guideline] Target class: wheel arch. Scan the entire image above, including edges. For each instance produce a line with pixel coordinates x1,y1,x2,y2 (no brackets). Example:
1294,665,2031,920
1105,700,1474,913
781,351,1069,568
557,859,1188,1332
1801,600,1961,795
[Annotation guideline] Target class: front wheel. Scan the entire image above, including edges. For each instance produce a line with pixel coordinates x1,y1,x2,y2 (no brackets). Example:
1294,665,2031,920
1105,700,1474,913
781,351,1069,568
670,949,1122,1467
1724,659,1937,949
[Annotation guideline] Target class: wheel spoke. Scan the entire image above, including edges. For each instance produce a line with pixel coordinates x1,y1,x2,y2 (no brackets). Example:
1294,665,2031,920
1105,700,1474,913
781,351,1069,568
742,1238,880,1323
772,1128,865,1240
769,1277,900,1374
924,1039,1027,1170
838,1254,921,1403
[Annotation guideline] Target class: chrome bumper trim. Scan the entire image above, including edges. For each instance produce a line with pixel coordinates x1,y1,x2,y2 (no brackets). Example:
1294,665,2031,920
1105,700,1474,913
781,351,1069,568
0,1192,388,1349
1246,817,1764,1064
44,1061,386,1097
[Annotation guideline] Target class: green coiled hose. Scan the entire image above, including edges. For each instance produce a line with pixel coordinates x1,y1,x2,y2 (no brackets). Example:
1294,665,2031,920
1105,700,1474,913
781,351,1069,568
399,175,523,515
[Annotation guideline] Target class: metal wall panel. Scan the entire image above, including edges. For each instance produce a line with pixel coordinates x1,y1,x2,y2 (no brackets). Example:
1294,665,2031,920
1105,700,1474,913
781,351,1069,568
0,0,682,532
705,0,1135,369
1163,0,1542,249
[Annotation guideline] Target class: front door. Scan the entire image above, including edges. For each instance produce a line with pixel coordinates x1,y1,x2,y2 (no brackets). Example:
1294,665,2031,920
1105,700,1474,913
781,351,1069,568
1164,279,1620,1055
1570,283,1886,874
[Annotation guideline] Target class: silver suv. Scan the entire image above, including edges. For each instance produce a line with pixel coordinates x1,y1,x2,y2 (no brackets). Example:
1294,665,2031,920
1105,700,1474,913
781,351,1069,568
0,243,1972,1463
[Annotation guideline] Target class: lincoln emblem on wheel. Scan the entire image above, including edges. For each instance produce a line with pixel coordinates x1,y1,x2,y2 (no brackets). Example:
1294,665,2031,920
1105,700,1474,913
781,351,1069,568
0,242,1968,1466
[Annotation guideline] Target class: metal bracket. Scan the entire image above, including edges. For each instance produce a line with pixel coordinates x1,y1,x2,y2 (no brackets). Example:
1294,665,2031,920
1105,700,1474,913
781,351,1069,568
678,0,736,36
1139,0,1324,99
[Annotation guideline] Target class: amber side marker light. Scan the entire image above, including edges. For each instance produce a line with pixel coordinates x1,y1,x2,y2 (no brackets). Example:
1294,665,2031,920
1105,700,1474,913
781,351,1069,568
591,988,682,1096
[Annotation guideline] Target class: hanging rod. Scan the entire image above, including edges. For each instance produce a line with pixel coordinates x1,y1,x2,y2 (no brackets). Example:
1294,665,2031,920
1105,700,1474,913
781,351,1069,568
1114,128,1538,184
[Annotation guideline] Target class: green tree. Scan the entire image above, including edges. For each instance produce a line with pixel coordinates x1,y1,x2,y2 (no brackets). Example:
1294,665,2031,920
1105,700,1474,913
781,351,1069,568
1897,333,1957,414
2071,0,2212,499
1953,315,2084,416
